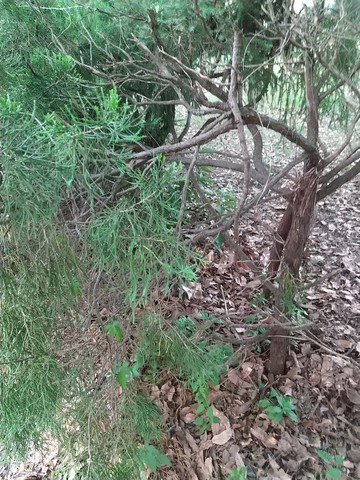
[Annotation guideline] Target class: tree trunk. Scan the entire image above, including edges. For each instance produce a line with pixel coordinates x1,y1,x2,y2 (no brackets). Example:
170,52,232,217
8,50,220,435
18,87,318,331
269,168,319,375
264,203,293,299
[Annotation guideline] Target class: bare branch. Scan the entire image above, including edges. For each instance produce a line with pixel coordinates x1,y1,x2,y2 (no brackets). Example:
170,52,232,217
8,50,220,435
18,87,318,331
318,155,360,200
316,51,360,103
176,146,199,237
304,51,319,147
228,30,252,241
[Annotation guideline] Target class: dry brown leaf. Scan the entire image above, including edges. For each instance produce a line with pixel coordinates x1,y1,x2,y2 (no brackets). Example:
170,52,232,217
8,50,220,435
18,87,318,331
277,436,292,455
198,439,214,451
227,369,241,385
346,388,360,405
181,406,196,424
240,362,255,379
335,339,354,349
250,427,278,449
269,457,292,479
212,428,233,446
185,431,198,453
211,407,230,435
204,457,213,477
320,356,334,387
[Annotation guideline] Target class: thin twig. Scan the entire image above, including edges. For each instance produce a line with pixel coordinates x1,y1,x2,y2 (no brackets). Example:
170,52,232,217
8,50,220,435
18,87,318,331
300,268,343,291
176,146,199,238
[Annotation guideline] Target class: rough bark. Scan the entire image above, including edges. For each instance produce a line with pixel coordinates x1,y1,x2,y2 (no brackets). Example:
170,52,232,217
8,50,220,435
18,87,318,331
269,168,319,375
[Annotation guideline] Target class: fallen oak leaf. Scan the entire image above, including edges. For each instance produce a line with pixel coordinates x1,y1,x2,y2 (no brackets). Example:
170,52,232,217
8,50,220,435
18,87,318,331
212,428,233,446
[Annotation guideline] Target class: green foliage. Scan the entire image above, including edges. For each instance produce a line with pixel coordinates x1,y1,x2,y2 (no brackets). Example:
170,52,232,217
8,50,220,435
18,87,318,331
0,57,196,478
138,444,171,473
104,320,123,342
227,466,248,480
258,389,298,424
316,450,345,480
0,0,358,477
87,160,197,304
193,383,220,434
176,316,197,336
0,225,79,456
135,315,231,432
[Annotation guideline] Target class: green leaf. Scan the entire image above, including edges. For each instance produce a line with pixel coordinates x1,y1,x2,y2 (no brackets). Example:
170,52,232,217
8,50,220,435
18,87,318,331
286,409,299,422
335,455,344,466
104,320,123,342
114,362,132,388
270,412,284,424
317,450,333,463
326,467,342,480
227,466,248,480
258,399,271,409
206,406,214,418
196,403,205,414
214,233,225,251
138,444,171,473
267,406,283,414
69,277,80,297
194,417,205,427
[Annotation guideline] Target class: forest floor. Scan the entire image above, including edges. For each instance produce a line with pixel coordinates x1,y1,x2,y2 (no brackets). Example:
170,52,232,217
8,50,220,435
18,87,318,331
2,120,360,480
146,122,360,480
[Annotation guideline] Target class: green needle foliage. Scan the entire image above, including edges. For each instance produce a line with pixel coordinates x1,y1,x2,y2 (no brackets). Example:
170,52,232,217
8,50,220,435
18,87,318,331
0,5,198,474
0,0,358,477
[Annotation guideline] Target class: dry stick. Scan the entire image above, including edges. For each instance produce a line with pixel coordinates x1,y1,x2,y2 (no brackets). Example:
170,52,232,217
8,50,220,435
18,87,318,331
299,268,343,292
316,51,360,103
228,30,252,243
247,124,269,181
178,155,291,195
319,59,360,102
318,157,360,200
187,152,303,246
320,149,360,186
176,146,199,238
178,111,192,142
321,113,360,169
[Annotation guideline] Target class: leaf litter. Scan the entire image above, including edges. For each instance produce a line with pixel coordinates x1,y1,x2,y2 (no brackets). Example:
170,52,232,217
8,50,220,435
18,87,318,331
149,126,360,479
2,125,360,479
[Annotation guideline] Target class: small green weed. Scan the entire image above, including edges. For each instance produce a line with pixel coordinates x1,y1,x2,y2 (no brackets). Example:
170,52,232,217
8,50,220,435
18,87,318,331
227,466,248,480
316,450,345,480
199,310,222,325
258,389,298,424
104,320,123,342
193,381,220,434
249,292,267,307
138,444,171,473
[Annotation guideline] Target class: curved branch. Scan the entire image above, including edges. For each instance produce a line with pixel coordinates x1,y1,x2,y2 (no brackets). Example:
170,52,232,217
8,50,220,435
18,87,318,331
131,119,233,163
318,156,360,200
241,108,320,157
247,124,269,181
320,150,360,185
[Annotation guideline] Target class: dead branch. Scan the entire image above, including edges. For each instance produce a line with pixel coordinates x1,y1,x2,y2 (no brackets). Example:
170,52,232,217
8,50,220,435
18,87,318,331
320,150,360,186
228,30,252,241
176,146,199,237
300,268,343,291
318,155,360,200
